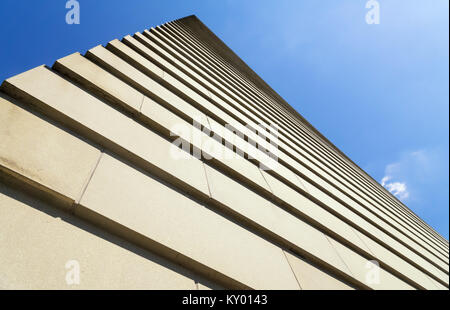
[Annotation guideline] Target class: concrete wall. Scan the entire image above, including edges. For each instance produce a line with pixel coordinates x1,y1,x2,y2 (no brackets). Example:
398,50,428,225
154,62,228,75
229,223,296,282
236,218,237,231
0,15,447,290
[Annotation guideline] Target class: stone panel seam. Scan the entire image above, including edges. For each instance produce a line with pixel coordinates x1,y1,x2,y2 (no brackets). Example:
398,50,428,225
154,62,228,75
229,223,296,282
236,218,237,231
282,249,302,290
201,162,212,198
258,168,273,195
138,94,145,113
352,227,376,258
74,151,104,208
295,174,310,195
325,235,356,282
205,116,213,135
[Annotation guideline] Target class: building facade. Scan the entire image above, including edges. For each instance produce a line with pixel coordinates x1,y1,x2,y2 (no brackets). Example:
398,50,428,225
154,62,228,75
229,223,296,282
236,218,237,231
0,15,448,290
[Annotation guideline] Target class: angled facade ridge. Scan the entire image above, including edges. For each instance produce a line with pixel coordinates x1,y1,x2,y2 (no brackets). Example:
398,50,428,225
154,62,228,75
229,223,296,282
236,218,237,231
174,15,344,159
171,16,432,222
0,15,448,290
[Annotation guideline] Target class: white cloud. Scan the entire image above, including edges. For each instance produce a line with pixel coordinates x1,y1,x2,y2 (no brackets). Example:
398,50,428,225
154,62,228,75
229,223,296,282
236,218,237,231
381,175,409,200
380,147,448,210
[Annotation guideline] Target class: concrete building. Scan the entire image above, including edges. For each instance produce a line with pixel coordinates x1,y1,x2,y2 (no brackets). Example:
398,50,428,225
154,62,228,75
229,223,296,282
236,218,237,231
0,15,448,290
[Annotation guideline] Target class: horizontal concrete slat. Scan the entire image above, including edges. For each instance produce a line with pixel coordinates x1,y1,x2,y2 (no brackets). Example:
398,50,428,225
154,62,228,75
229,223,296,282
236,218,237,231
261,169,373,256
140,96,272,193
203,163,366,287
0,95,101,208
120,35,280,156
54,52,144,114
327,237,415,290
284,251,354,290
0,182,198,290
85,45,211,130
77,153,300,290
52,52,272,195
2,65,210,200
354,230,438,290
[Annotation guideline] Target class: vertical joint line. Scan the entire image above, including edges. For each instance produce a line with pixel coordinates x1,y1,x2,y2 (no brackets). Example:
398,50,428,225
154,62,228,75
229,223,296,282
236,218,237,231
282,250,302,290
74,151,104,208
202,162,212,199
259,168,274,195
138,94,145,114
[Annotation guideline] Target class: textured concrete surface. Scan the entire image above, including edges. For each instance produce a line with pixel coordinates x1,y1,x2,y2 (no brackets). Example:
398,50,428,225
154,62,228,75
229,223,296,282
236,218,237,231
0,15,447,290
0,95,101,208
0,183,198,290
77,153,300,290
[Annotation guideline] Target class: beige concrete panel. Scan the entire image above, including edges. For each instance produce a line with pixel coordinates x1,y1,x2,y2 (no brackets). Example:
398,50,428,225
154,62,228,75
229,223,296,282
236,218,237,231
157,25,288,157
209,114,321,195
206,116,279,172
203,164,356,283
55,43,272,199
140,96,271,193
122,36,283,194
169,22,299,135
106,39,164,82
0,95,101,207
86,45,210,130
261,169,372,255
153,25,341,165
284,251,354,290
140,96,209,136
327,237,415,290
158,25,357,176
77,153,300,290
124,34,212,99
262,166,309,195
298,175,392,236
355,230,438,289
0,183,197,290
216,157,271,193
141,29,282,155
2,66,210,199
161,70,274,152
53,53,144,113
208,92,280,153
139,30,280,158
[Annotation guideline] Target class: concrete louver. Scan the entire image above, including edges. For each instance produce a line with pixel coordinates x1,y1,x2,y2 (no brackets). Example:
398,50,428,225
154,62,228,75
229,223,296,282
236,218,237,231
0,15,448,290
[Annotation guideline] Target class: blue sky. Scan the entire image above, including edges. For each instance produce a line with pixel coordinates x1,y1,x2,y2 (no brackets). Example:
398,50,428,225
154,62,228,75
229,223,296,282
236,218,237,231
0,1,448,239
